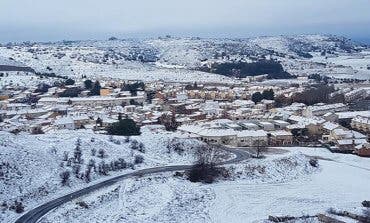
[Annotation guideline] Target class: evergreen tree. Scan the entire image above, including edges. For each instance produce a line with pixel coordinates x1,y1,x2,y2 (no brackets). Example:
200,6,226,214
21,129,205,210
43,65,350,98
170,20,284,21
262,89,275,100
89,81,101,96
74,138,83,163
106,118,141,136
251,92,263,104
84,79,93,89
65,78,75,85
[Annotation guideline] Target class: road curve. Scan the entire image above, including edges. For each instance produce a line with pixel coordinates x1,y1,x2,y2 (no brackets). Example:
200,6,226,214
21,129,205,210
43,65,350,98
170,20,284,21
15,148,249,223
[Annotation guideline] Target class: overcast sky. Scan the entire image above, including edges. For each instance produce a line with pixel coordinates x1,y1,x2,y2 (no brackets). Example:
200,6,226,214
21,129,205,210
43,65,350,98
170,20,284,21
1,0,370,42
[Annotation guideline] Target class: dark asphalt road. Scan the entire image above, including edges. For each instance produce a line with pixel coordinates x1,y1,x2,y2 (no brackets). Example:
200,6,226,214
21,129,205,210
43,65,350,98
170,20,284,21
15,148,249,223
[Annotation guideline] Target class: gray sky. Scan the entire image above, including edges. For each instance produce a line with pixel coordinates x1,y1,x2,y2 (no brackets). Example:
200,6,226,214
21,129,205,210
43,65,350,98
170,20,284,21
1,0,370,42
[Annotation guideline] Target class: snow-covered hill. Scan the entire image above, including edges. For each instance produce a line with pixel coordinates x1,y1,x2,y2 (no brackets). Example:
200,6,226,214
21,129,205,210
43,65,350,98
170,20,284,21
1,35,367,83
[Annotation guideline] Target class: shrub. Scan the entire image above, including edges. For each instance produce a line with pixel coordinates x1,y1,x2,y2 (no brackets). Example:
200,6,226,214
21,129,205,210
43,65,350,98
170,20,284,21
84,79,93,89
362,200,370,208
309,158,319,167
186,145,229,184
14,201,25,213
65,78,75,85
60,171,71,186
134,155,144,164
97,149,106,158
187,163,228,184
76,201,89,209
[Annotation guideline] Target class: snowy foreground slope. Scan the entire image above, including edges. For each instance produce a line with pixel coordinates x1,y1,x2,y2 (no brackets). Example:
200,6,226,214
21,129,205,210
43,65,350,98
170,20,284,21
31,147,370,223
0,127,205,223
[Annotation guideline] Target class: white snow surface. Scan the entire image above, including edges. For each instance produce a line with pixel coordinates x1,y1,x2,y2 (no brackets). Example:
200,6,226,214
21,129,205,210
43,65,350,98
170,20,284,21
27,147,370,223
0,127,203,222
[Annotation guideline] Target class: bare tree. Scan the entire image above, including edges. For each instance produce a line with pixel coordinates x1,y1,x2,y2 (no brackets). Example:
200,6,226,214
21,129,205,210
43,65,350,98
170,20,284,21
187,145,229,184
253,140,267,158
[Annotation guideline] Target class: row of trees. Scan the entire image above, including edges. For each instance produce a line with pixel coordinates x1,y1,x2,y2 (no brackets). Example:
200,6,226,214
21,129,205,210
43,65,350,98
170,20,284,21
122,81,145,96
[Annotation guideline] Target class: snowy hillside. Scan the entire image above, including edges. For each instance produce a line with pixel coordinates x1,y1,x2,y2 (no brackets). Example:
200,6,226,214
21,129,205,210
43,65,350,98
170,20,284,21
1,35,367,83
36,147,370,223
0,127,205,223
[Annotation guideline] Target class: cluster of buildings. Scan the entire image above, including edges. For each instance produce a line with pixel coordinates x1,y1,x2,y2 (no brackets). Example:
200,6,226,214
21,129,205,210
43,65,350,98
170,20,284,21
0,77,369,156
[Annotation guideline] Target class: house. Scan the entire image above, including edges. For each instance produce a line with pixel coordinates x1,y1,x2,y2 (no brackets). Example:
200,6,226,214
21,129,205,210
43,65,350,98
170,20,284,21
236,130,268,147
258,121,274,131
239,122,259,130
330,128,368,151
178,122,268,147
303,103,348,117
201,101,221,116
54,117,75,130
322,112,338,122
273,120,290,130
321,121,344,141
176,92,188,102
100,88,113,96
39,96,145,107
351,116,370,134
356,143,370,157
269,130,293,145
336,111,370,127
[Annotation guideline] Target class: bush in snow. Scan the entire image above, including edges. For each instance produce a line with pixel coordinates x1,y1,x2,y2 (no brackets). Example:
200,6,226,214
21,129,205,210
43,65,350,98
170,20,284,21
10,200,24,213
109,135,121,144
134,155,144,164
187,163,228,184
130,140,139,150
74,139,83,164
72,164,81,176
166,138,185,155
138,142,145,153
98,161,109,175
309,158,319,167
97,148,106,158
91,148,96,156
362,200,370,208
84,168,92,183
66,158,73,166
60,171,71,186
76,201,89,209
62,151,69,161
186,145,228,184
31,127,44,135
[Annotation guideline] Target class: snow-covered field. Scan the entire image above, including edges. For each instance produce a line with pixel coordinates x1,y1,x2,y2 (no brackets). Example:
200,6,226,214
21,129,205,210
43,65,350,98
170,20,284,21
310,51,370,80
0,127,204,223
0,71,59,88
210,147,370,222
32,147,370,223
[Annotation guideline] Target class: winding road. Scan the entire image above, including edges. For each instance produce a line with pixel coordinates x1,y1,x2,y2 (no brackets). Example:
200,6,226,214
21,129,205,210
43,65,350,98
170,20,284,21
15,148,250,223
